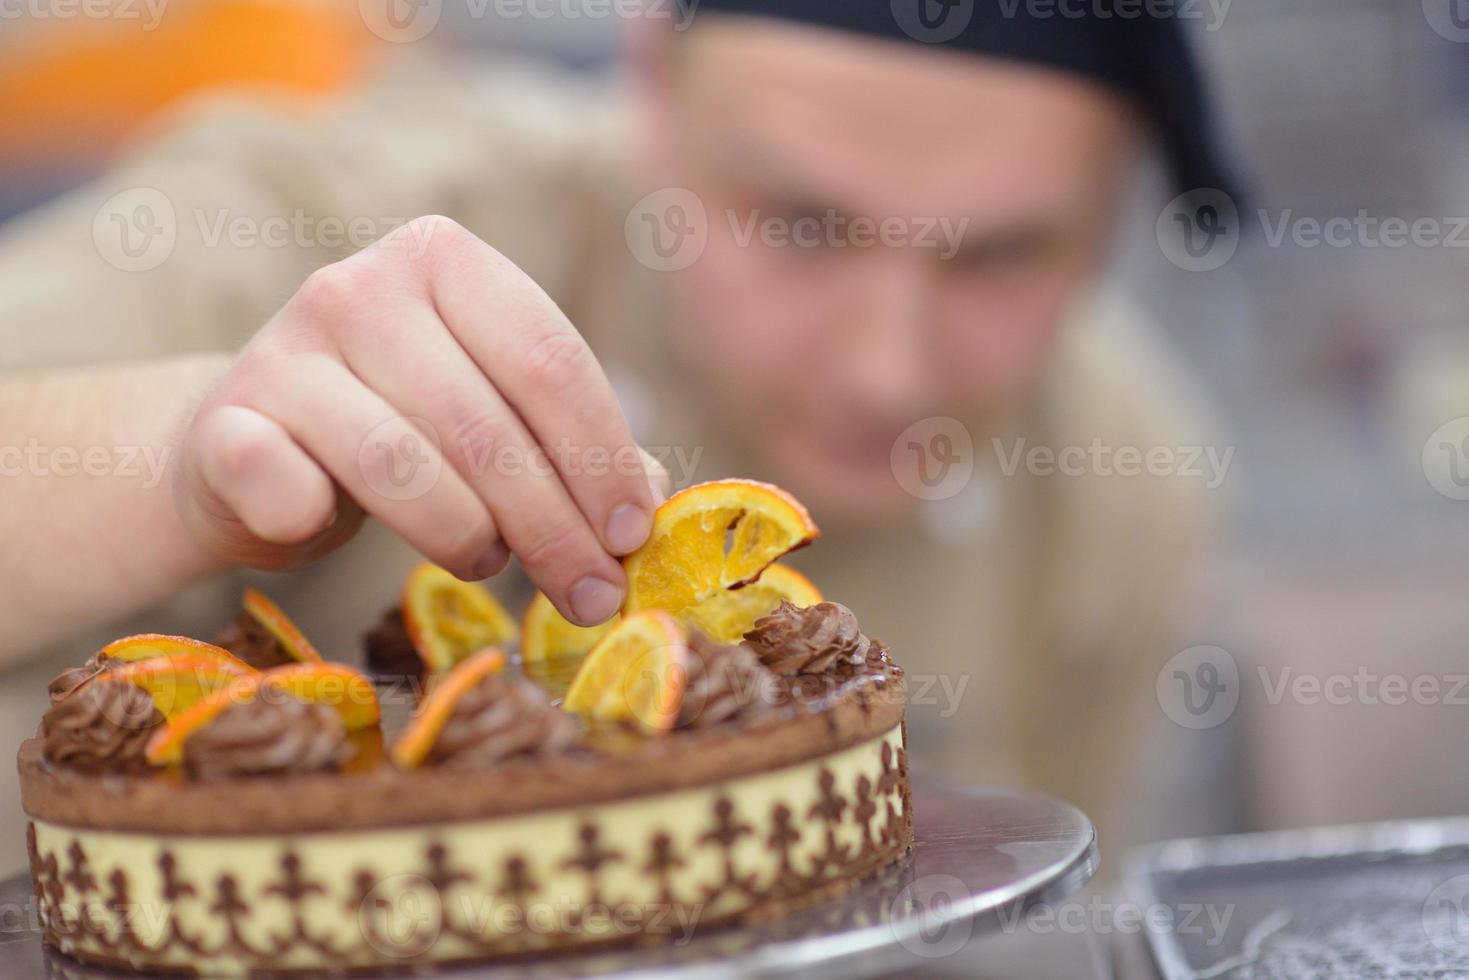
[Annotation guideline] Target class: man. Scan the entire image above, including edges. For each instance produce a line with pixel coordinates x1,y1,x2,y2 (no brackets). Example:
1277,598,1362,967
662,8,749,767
0,4,1220,858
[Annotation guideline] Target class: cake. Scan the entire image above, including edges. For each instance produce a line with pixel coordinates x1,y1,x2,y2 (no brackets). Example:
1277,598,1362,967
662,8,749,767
18,480,912,975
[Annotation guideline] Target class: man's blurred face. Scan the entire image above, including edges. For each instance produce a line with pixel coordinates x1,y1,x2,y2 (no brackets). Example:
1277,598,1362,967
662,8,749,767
640,18,1138,523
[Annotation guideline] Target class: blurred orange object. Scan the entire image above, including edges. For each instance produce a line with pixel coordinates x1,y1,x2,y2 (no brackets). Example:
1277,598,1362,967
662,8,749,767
0,0,374,168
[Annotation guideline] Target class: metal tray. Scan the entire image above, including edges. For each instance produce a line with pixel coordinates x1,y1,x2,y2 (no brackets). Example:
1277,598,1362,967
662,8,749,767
1123,816,1469,979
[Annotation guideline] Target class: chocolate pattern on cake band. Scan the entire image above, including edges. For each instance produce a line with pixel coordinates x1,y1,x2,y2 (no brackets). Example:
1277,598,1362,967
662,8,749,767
30,732,911,973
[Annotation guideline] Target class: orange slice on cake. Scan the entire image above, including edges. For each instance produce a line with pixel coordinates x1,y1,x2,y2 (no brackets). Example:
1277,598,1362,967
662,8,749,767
519,591,617,697
146,663,380,766
256,662,380,730
677,562,824,643
100,634,257,674
242,588,324,662
391,648,507,769
562,611,688,733
622,479,819,617
402,563,519,675
95,656,252,722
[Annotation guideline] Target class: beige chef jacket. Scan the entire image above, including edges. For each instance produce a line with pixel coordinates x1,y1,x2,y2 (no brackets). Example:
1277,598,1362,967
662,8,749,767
0,54,1212,867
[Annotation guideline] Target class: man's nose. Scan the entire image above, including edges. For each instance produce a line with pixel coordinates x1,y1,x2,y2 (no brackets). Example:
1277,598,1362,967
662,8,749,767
841,250,935,413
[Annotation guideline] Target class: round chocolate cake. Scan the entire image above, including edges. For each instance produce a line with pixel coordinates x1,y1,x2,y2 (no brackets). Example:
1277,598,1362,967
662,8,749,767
19,599,911,975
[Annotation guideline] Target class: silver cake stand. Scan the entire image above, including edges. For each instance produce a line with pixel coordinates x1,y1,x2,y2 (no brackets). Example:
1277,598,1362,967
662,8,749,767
0,777,1097,979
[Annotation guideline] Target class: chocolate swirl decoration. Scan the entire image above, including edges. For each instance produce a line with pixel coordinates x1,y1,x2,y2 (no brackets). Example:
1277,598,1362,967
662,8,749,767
676,631,780,729
426,675,577,768
213,611,291,670
47,653,117,703
183,694,354,780
41,680,163,772
742,601,877,676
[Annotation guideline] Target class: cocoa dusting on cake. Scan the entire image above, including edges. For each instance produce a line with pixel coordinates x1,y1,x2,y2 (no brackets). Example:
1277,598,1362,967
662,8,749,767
183,695,354,780
676,631,781,729
47,653,117,703
213,611,292,670
41,679,163,771
426,675,576,768
364,608,423,681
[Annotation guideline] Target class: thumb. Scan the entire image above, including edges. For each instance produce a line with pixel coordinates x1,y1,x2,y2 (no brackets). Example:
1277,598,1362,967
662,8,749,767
176,405,363,570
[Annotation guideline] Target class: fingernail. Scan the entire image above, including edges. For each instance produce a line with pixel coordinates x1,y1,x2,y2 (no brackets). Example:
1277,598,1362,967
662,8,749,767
605,503,652,554
472,542,510,580
570,576,622,625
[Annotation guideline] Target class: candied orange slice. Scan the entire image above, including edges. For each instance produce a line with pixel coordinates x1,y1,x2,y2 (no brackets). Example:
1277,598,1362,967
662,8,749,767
100,634,257,674
258,662,380,730
390,648,507,769
242,588,324,662
562,611,688,732
345,727,386,775
622,479,819,617
96,656,252,722
402,563,519,675
519,591,617,697
145,663,381,766
678,563,824,643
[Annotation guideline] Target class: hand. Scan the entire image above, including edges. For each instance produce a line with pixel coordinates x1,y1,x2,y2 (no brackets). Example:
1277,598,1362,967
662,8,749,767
176,216,668,626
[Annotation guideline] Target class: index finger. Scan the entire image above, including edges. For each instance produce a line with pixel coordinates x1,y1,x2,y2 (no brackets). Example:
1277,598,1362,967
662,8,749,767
412,219,658,556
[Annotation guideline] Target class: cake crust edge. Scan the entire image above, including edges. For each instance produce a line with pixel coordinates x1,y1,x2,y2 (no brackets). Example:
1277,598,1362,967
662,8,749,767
19,673,904,833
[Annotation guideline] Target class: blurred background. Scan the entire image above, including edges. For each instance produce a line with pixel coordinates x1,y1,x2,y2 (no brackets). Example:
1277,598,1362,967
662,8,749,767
4,0,1469,844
